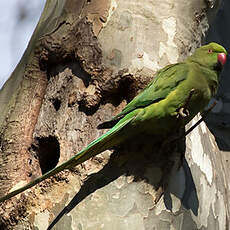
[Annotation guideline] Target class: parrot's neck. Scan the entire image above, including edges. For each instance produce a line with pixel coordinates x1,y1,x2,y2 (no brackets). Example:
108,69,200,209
191,62,219,96
186,57,222,74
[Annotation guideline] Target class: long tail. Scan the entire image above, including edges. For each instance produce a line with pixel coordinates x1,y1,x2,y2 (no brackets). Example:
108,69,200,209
0,117,133,203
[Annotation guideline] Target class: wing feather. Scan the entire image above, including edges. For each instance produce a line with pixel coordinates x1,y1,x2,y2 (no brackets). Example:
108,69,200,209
98,63,188,129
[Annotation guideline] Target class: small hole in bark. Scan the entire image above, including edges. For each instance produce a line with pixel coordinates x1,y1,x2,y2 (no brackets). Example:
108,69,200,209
70,61,91,87
78,98,99,116
50,98,61,111
36,136,60,174
47,61,91,87
102,76,136,106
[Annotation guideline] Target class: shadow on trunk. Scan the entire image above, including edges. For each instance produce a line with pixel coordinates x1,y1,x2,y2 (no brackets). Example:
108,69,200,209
47,135,199,230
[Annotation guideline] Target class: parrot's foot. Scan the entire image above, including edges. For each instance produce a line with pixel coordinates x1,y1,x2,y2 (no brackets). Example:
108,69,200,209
177,107,189,118
176,88,195,119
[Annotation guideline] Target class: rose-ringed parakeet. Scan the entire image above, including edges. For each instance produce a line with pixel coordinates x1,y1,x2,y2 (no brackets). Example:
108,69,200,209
0,42,227,202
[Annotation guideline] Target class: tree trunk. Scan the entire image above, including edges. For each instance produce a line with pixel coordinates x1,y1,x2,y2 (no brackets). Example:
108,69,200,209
0,0,229,229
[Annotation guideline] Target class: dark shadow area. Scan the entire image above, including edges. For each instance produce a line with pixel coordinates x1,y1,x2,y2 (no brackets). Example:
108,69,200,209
100,75,137,107
35,136,60,174
181,159,199,215
47,59,91,87
46,134,199,230
205,0,230,151
47,154,125,230
205,113,230,151
77,97,100,116
50,97,61,111
164,159,199,216
69,60,91,87
78,71,137,116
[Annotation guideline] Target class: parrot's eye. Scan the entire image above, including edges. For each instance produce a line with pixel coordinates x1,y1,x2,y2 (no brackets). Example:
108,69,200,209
208,49,213,53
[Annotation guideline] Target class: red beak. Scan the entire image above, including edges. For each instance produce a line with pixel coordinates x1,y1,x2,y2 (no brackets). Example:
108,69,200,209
218,53,227,65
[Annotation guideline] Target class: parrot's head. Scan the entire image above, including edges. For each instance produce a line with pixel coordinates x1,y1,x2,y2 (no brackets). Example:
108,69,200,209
187,42,227,74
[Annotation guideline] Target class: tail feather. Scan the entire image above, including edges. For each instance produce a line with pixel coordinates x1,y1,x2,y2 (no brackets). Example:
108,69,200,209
97,119,118,129
0,117,133,202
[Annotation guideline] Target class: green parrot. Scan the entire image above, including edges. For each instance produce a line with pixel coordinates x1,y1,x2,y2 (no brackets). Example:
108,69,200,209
0,42,227,202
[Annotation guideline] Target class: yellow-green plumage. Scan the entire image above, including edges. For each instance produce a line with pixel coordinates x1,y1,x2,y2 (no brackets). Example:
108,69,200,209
0,42,227,202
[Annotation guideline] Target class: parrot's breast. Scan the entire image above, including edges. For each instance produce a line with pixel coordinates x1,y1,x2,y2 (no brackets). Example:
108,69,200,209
133,65,216,136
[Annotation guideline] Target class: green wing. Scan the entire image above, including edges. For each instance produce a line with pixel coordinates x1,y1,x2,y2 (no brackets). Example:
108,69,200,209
98,63,188,129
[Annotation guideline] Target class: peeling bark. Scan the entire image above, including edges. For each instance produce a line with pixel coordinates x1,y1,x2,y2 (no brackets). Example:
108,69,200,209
0,0,229,229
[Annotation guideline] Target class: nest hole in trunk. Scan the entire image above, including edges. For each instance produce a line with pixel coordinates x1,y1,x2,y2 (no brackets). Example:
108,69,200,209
35,136,60,174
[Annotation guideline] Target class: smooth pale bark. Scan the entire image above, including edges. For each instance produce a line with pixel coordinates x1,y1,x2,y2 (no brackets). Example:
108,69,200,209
0,0,229,229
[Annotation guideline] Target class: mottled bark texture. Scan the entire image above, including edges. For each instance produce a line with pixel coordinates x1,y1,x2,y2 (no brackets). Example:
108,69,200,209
0,0,229,229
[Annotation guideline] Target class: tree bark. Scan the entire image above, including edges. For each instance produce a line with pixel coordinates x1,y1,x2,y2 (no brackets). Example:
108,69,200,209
0,0,229,229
